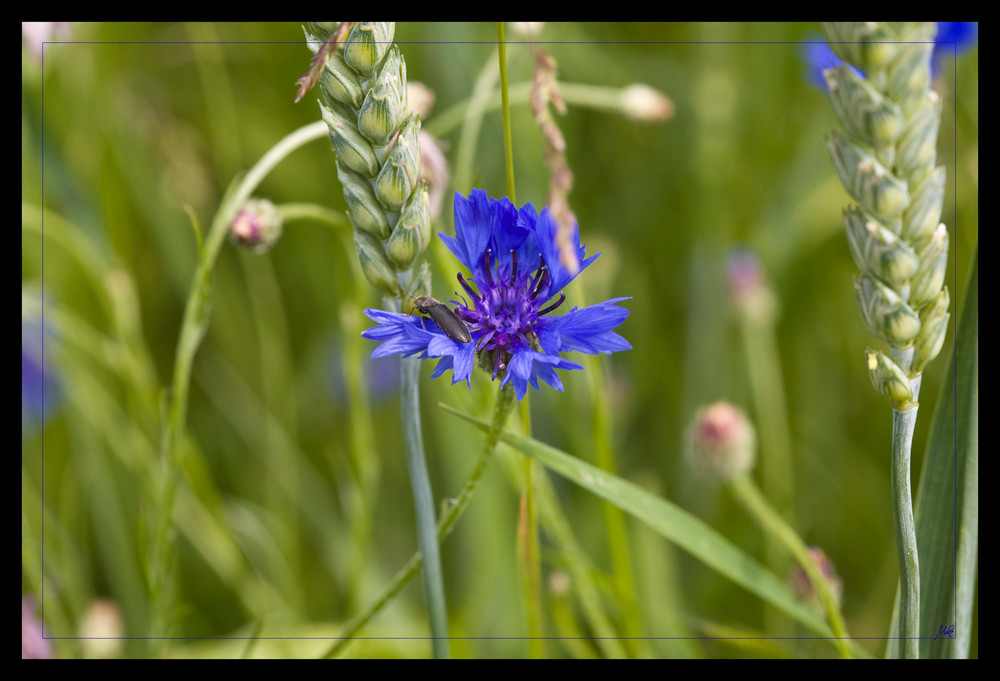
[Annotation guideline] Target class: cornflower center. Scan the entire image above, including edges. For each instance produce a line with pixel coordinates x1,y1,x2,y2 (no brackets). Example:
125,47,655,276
454,249,566,375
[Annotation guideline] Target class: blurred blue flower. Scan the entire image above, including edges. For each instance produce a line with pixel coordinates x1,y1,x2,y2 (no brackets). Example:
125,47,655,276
802,23,978,89
362,189,632,400
21,316,60,429
931,22,978,76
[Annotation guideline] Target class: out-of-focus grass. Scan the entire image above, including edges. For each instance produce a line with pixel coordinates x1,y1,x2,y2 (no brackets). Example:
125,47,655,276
22,22,977,658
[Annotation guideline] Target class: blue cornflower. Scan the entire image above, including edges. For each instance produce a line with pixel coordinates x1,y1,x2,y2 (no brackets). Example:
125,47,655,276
362,189,631,400
22,315,60,429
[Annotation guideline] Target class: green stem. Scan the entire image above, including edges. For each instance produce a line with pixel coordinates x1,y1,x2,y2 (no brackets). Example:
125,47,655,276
888,344,920,660
497,22,516,205
149,120,330,645
425,82,639,139
321,384,517,659
399,353,451,659
728,474,853,659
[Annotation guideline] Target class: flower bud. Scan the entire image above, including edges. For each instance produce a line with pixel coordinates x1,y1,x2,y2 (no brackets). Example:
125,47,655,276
228,198,282,254
374,114,421,210
620,84,674,123
407,81,435,119
790,547,843,612
827,130,909,222
842,207,918,287
320,100,379,177
901,166,944,248
357,46,407,145
824,65,904,147
908,223,948,309
342,22,394,77
686,402,756,481
354,229,399,294
854,274,921,347
337,165,391,239
911,287,950,373
894,91,941,187
386,182,431,269
79,599,124,658
726,247,778,326
866,348,916,411
320,52,364,109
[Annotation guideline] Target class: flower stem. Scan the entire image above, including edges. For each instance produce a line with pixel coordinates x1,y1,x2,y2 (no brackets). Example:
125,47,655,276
728,474,853,658
321,384,517,658
889,344,921,659
399,353,450,659
150,120,327,647
497,21,517,205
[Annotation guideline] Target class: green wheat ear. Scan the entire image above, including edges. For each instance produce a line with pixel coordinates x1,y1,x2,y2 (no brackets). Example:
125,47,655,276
822,22,949,407
307,22,431,293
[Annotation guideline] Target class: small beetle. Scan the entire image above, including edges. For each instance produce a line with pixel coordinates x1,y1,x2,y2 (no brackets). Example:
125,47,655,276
411,295,472,344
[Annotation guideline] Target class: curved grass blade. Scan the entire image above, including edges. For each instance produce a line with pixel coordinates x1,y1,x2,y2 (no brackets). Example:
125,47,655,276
439,402,870,657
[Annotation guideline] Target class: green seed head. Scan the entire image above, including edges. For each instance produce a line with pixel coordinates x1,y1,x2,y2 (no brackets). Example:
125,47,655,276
843,207,919,286
901,166,945,248
357,47,407,145
374,114,421,210
894,92,942,187
855,274,921,347
909,223,948,308
386,182,431,270
827,130,910,222
866,349,916,411
354,229,398,294
912,287,950,373
337,165,391,239
825,66,905,147
342,22,394,77
321,101,379,177
320,52,364,109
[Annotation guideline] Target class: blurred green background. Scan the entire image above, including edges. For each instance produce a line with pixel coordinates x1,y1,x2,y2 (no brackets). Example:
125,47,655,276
22,22,977,658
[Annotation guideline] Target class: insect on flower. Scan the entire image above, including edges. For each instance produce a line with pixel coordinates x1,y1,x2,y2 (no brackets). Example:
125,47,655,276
362,189,631,400
409,294,473,344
